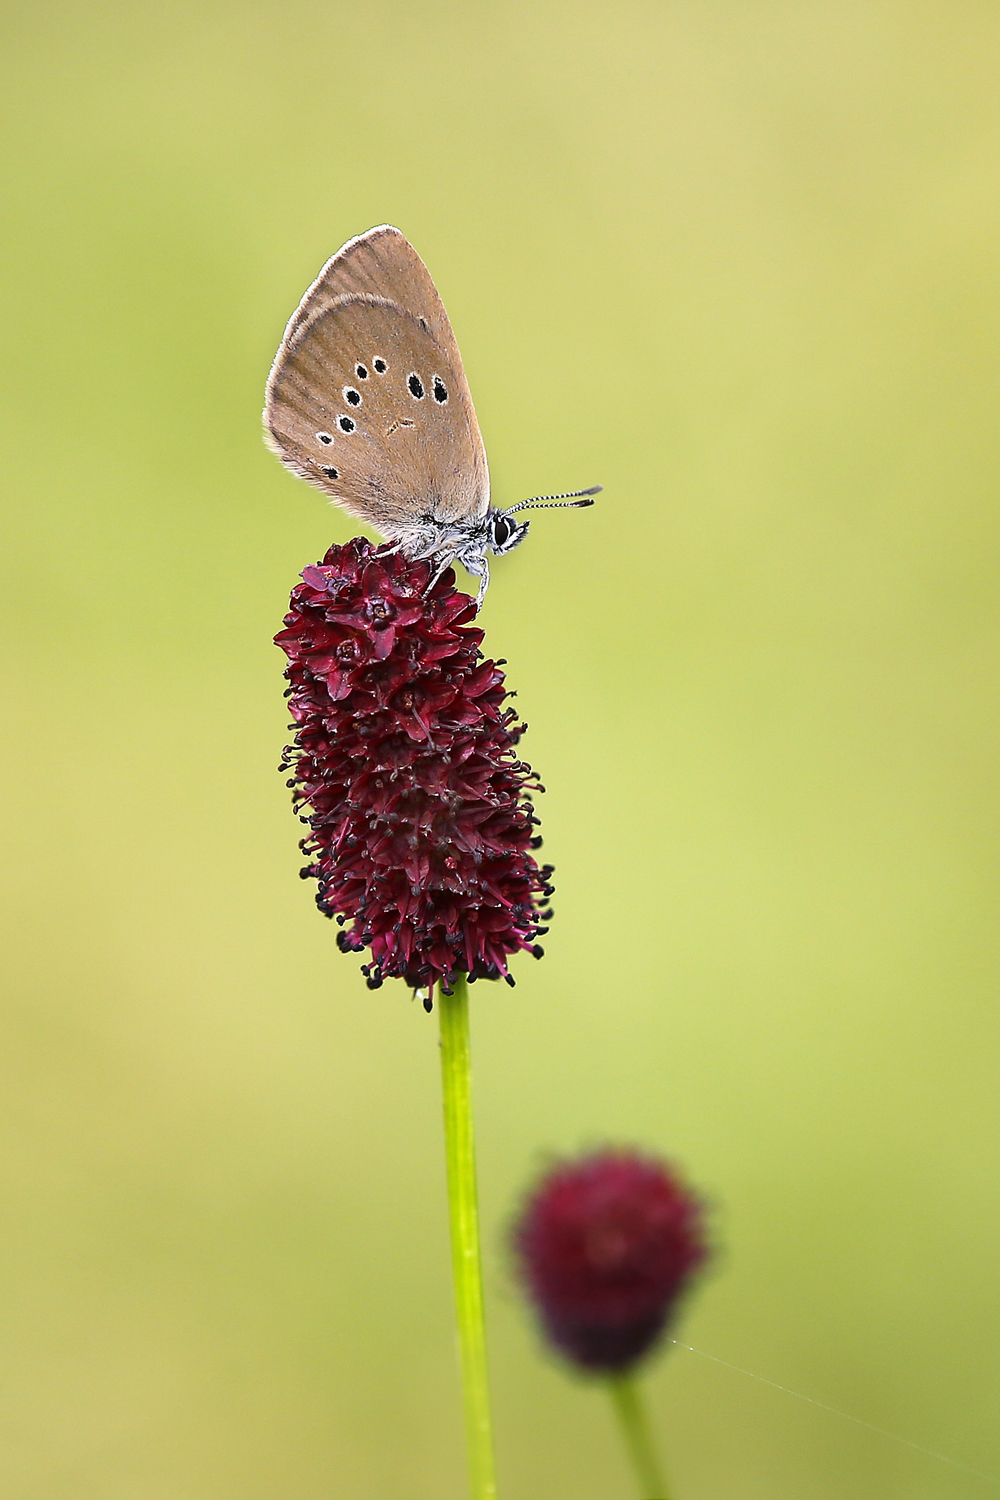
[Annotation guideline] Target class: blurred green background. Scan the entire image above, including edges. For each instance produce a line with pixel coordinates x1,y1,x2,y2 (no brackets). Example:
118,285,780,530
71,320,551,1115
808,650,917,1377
2,2,999,1495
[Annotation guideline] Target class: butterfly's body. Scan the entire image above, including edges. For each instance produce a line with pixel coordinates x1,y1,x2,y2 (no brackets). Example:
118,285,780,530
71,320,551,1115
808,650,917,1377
264,226,595,606
377,508,527,596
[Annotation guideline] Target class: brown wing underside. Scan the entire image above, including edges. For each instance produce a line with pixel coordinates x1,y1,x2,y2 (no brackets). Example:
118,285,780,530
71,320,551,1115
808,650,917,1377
269,226,489,518
264,294,489,532
285,227,458,354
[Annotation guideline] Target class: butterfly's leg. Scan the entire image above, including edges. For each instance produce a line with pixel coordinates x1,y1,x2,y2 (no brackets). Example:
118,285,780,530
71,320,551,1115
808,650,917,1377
446,548,489,610
474,557,490,611
424,551,459,595
410,538,446,561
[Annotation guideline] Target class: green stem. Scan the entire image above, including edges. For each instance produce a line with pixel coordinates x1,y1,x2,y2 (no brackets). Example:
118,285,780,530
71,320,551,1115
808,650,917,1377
608,1374,672,1500
439,975,497,1500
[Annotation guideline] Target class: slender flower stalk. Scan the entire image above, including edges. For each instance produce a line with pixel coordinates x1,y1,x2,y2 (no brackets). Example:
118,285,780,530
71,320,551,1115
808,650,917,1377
609,1374,671,1500
512,1148,708,1499
439,976,496,1500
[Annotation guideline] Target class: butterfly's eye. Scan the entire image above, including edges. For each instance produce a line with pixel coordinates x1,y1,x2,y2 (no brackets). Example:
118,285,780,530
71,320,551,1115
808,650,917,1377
408,373,425,400
490,515,528,554
373,357,387,374
433,377,448,404
355,364,368,380
338,415,356,433
316,432,334,445
343,386,362,407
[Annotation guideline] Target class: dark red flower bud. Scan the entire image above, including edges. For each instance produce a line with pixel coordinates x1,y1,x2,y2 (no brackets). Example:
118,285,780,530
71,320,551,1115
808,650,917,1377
512,1149,708,1373
275,539,551,997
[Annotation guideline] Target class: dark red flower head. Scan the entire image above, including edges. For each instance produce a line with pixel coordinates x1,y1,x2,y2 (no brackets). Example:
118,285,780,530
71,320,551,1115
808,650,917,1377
275,539,553,999
512,1148,708,1374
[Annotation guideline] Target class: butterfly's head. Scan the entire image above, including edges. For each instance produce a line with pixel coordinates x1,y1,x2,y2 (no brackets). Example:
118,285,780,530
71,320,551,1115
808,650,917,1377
485,485,600,567
489,510,531,556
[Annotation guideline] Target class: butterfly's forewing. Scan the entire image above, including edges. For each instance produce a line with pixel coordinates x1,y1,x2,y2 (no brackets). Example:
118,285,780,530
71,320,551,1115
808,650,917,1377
284,227,458,356
266,226,489,527
265,294,489,534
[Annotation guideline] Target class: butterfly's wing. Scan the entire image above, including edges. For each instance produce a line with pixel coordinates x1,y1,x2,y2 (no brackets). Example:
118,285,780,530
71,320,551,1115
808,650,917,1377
265,227,489,526
264,293,489,535
284,227,464,360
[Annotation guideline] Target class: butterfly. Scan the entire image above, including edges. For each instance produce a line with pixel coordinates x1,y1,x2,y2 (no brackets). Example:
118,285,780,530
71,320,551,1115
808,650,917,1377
263,225,598,607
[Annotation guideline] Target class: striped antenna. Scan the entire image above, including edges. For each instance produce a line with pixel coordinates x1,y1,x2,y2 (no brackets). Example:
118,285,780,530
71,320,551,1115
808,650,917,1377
503,485,602,516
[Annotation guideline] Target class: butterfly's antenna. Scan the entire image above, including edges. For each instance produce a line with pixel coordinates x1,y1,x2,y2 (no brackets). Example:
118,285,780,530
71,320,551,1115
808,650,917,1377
503,485,601,516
